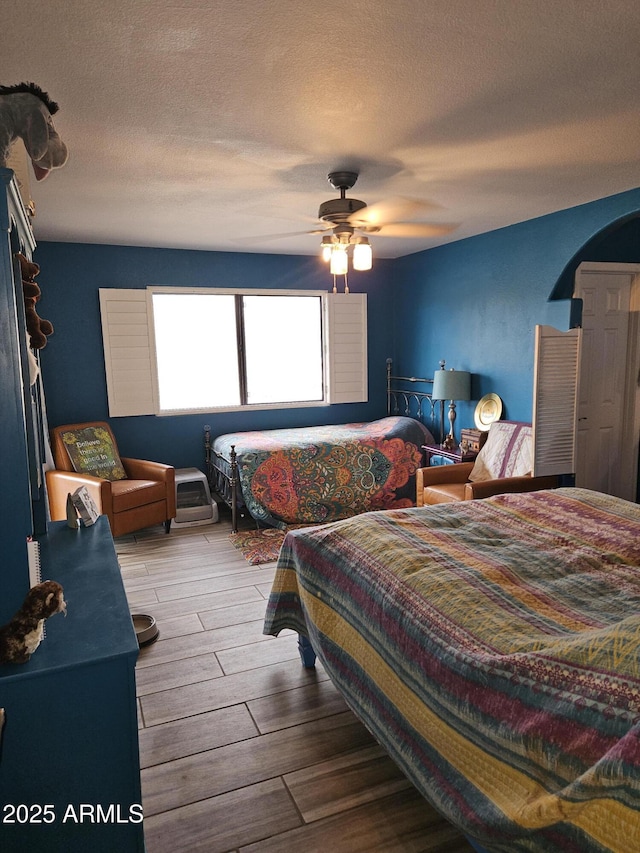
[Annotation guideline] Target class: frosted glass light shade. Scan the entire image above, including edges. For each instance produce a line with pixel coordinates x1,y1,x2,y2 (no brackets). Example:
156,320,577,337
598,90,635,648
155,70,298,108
330,246,348,275
353,240,372,270
432,369,471,401
321,236,333,262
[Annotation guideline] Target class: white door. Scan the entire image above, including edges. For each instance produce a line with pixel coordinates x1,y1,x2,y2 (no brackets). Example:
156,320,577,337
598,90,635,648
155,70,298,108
574,263,640,501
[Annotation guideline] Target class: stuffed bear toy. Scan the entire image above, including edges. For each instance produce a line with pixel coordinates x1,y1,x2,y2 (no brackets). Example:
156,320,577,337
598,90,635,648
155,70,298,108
0,580,66,664
16,252,54,349
0,82,68,180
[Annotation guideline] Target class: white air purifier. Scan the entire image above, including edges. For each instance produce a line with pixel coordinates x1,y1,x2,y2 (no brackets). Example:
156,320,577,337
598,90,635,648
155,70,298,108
171,468,218,529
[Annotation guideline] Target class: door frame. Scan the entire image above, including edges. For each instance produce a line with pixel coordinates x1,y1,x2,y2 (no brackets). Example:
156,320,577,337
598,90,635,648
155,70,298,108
574,261,640,501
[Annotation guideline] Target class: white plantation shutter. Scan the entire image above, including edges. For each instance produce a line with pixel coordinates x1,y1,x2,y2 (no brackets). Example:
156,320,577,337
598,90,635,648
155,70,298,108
532,325,582,476
325,292,368,403
99,289,155,416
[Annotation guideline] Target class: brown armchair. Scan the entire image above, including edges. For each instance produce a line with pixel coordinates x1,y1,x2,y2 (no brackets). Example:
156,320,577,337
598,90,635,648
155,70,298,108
417,421,558,506
46,421,176,537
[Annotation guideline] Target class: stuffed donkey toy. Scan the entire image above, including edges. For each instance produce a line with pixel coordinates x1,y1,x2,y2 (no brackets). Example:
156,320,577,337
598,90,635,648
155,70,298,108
0,82,68,180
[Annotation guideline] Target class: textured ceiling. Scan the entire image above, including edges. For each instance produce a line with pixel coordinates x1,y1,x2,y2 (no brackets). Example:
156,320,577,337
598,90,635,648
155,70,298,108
3,0,640,258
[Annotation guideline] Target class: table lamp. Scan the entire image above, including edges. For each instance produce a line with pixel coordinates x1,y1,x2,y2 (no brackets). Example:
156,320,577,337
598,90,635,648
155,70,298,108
432,368,471,450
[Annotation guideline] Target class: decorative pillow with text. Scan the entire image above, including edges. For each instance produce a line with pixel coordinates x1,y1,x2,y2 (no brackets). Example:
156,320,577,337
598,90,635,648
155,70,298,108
61,426,127,481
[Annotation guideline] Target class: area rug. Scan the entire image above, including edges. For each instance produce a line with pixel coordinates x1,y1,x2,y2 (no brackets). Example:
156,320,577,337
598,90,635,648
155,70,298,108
229,527,288,565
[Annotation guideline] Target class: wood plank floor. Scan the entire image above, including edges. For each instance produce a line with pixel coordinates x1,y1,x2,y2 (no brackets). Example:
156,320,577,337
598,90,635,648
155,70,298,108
117,510,476,853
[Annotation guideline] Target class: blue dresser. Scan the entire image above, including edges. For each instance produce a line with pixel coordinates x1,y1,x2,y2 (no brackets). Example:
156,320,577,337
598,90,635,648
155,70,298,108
0,519,144,852
0,170,144,852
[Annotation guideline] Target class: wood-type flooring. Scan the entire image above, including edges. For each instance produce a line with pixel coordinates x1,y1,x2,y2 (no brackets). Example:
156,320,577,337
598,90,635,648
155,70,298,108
118,510,476,853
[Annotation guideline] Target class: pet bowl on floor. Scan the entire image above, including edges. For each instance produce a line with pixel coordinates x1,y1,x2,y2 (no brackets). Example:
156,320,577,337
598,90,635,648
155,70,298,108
132,614,159,647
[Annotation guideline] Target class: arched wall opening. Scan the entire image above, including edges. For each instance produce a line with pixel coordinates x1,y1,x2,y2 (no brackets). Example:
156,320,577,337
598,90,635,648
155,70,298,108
549,213,640,301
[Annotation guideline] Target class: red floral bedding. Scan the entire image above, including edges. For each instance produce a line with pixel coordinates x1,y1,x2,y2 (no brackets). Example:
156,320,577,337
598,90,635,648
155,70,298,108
212,416,433,528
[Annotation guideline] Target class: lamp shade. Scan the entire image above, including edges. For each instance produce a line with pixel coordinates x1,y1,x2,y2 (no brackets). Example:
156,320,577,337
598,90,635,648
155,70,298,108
432,369,471,401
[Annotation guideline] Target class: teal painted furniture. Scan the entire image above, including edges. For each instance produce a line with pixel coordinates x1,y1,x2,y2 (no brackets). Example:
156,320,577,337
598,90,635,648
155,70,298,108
0,171,143,852
0,518,144,852
0,168,40,624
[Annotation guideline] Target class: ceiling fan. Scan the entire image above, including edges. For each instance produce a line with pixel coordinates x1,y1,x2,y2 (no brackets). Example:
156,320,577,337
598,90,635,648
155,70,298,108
311,170,457,275
315,170,455,239
240,170,457,278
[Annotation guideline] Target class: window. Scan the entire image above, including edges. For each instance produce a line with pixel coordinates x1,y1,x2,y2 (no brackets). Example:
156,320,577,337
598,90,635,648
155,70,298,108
151,291,324,411
242,294,324,405
99,287,367,417
152,292,240,410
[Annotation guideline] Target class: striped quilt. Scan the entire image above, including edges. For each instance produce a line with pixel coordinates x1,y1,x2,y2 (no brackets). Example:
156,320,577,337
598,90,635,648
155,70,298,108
264,488,640,852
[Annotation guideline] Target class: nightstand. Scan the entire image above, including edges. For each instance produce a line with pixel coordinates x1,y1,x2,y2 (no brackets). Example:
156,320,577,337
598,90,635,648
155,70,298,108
422,444,479,466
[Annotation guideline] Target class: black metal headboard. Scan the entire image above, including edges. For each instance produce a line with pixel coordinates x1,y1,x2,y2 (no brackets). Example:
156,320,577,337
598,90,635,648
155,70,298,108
386,358,440,437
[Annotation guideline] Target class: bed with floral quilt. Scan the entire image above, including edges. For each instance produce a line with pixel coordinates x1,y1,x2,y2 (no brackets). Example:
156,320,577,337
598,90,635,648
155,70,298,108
206,415,433,532
264,487,640,853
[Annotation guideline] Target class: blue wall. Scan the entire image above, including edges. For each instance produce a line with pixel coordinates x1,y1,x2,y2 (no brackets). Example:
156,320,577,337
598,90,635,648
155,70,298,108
34,185,640,470
392,187,640,433
34,242,395,470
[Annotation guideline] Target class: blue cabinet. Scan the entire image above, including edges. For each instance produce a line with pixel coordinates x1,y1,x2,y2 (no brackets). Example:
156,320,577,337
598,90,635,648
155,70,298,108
0,518,144,852
0,168,37,624
0,173,144,851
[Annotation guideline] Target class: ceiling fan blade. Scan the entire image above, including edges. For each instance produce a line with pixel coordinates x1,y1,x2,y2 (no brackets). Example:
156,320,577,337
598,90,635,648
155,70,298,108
234,226,331,244
347,196,434,228
369,222,459,238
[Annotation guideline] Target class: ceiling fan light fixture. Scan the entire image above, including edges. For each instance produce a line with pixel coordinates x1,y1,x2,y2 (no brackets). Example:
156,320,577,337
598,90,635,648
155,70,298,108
329,244,349,276
352,236,372,271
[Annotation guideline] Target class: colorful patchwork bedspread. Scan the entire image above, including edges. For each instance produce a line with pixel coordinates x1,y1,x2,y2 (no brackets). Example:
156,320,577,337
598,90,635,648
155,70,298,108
264,488,640,852
212,416,432,528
